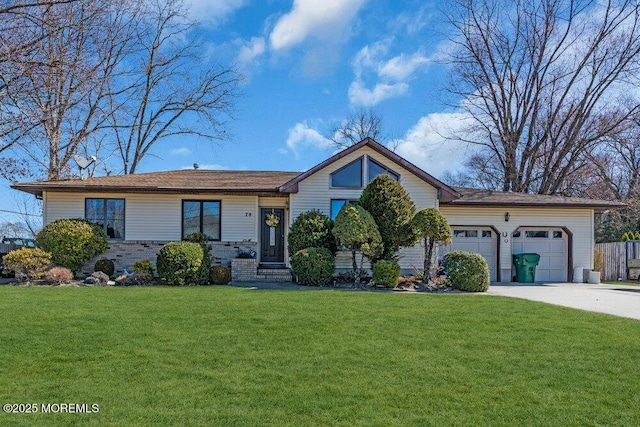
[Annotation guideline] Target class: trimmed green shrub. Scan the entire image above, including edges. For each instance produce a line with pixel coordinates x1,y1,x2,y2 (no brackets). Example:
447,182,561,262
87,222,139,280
156,241,204,286
359,174,417,260
4,247,52,281
133,259,155,275
36,218,107,273
290,247,335,286
288,210,336,256
372,260,401,288
44,267,74,285
411,208,452,282
94,258,115,277
332,204,382,285
209,266,231,285
184,232,212,284
443,250,490,292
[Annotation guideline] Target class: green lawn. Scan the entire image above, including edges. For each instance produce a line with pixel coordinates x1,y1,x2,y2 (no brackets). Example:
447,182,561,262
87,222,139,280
1,287,639,426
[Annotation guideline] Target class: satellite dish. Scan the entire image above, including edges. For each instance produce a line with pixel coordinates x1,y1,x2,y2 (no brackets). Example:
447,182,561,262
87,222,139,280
193,163,199,170
73,154,95,169
73,154,97,180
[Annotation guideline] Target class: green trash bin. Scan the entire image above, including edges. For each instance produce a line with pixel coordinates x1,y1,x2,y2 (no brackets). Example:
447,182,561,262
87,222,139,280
513,253,541,283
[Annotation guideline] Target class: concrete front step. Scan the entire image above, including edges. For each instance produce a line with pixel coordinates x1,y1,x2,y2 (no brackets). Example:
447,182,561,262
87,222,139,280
257,268,293,282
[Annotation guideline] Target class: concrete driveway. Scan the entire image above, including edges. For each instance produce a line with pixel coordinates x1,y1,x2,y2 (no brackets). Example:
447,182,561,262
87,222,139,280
487,282,640,320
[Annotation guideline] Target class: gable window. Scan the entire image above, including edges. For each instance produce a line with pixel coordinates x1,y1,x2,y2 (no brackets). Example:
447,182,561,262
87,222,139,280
367,158,399,182
85,198,125,239
330,157,363,188
182,200,221,241
330,199,359,220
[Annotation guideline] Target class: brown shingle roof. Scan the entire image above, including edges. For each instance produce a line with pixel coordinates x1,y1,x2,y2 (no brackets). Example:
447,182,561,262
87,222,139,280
444,187,625,209
12,170,302,196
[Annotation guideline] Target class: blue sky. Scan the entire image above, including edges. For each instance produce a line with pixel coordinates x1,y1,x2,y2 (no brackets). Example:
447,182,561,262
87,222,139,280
2,0,472,228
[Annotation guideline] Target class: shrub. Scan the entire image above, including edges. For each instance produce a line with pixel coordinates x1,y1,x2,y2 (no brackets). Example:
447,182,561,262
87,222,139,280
156,241,204,286
115,273,156,287
372,260,401,288
133,259,155,275
288,210,336,256
5,248,52,281
332,204,382,285
443,250,490,292
411,208,452,282
359,174,417,260
209,266,231,285
36,218,107,273
94,258,115,277
290,247,335,286
184,232,212,284
44,267,74,285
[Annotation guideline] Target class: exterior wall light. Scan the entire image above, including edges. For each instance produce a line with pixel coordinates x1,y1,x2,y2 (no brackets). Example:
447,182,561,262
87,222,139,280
504,212,510,222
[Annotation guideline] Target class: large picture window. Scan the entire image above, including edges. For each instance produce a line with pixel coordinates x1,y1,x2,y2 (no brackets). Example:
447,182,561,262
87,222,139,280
182,200,221,241
330,157,363,188
367,158,399,182
85,198,125,239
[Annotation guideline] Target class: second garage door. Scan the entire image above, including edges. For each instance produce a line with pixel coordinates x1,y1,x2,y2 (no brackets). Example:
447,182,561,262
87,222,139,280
442,227,498,282
512,228,568,282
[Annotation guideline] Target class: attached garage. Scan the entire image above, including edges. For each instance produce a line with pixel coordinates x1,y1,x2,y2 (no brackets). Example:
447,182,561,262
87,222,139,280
512,228,568,282
442,226,499,282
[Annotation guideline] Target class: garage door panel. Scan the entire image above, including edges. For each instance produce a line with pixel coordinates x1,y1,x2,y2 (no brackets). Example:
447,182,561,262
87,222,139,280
513,228,567,282
445,227,497,282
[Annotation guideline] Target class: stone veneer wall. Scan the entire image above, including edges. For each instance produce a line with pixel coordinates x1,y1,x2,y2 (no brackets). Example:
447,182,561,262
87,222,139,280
81,240,258,277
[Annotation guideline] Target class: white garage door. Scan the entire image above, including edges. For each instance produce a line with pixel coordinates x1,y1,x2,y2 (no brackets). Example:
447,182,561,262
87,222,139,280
442,227,498,282
512,229,568,282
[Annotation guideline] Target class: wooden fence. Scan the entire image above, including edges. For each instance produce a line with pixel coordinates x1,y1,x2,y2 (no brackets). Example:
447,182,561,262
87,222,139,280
595,241,640,281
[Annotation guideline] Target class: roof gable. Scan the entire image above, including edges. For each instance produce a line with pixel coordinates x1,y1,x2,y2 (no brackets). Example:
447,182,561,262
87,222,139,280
278,138,461,201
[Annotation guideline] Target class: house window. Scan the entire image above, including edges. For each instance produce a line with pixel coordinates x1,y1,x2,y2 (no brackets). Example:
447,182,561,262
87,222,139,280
553,231,563,238
330,199,358,220
330,157,363,188
85,198,125,239
482,230,493,238
368,158,399,183
182,200,221,241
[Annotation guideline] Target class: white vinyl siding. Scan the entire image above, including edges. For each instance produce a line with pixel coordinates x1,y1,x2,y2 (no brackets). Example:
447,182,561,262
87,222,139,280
43,191,259,242
440,206,594,282
289,146,439,271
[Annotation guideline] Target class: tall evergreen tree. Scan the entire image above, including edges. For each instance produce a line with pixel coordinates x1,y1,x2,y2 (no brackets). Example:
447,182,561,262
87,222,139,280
359,174,417,260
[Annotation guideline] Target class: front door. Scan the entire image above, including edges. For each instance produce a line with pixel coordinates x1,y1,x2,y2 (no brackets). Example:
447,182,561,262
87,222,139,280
260,208,285,264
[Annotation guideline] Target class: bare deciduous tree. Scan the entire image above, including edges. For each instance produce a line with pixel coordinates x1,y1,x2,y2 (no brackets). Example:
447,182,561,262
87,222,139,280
328,108,385,148
1,0,140,179
446,0,640,194
110,0,241,174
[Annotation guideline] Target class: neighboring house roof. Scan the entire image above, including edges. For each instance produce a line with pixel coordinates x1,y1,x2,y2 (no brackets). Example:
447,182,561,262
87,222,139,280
278,137,463,202
443,187,626,210
12,170,302,196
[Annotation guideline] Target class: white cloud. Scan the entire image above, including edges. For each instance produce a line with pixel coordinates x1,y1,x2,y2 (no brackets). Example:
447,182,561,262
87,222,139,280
378,52,431,81
348,41,434,107
235,37,266,66
269,0,365,51
170,147,192,156
285,121,333,158
348,80,408,107
184,0,248,25
392,112,473,179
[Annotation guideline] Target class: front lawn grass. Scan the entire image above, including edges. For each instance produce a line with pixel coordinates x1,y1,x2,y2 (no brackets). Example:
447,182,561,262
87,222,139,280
1,287,639,426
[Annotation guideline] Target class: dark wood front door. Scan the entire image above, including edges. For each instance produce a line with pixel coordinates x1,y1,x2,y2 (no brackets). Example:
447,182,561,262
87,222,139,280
260,208,285,264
